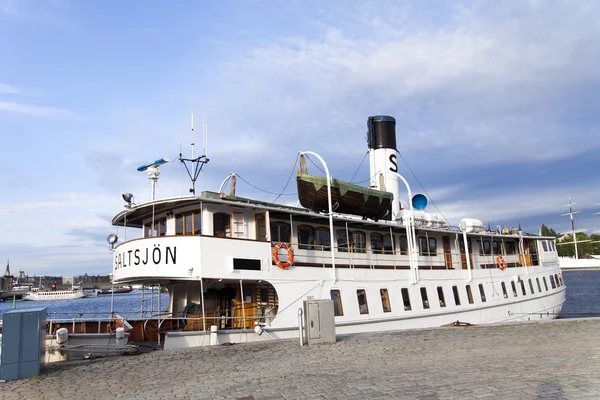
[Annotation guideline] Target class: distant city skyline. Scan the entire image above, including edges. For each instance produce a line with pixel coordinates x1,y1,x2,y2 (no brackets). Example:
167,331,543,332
1,1,599,275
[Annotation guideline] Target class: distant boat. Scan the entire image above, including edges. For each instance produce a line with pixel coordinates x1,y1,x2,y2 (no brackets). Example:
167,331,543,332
83,288,100,297
98,286,133,295
22,288,85,301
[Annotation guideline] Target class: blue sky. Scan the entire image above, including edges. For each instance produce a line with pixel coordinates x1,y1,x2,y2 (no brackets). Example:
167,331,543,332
1,0,599,276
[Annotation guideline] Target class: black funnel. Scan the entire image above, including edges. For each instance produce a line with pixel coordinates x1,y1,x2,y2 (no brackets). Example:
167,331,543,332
367,115,396,151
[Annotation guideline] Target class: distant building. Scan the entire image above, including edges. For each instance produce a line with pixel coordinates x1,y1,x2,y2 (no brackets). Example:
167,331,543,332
63,276,74,285
558,233,572,242
2,260,13,291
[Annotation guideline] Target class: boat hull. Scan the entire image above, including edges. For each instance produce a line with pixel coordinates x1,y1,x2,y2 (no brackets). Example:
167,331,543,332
22,291,85,301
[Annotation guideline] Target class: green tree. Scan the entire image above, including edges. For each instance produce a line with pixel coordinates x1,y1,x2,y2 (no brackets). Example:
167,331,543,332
591,233,600,255
540,224,558,237
557,232,596,258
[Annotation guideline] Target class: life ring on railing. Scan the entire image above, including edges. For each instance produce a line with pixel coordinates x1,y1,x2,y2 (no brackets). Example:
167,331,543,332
272,242,294,269
496,255,507,270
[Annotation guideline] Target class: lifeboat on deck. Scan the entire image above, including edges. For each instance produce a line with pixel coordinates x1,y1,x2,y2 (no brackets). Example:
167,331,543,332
296,173,393,220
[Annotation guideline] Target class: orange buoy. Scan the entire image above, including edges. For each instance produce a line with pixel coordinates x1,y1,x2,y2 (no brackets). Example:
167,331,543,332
272,242,294,269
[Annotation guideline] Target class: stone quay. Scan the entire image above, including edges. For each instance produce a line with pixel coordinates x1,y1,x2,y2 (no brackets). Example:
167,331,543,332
2,318,599,399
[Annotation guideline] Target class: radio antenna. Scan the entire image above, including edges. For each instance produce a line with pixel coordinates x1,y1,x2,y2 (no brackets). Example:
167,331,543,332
191,113,195,159
179,113,209,195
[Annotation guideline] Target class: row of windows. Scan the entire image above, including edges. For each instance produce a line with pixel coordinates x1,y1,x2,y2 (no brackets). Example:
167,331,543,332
500,273,563,298
541,240,557,252
277,222,436,255
329,273,564,317
479,240,518,256
143,213,536,262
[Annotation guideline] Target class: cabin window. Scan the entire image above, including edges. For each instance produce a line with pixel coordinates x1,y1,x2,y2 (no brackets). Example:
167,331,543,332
193,212,201,234
452,285,461,305
337,230,349,252
185,214,193,235
176,212,201,235
543,277,548,291
352,231,366,253
480,240,491,255
419,237,437,256
144,224,153,238
511,281,518,297
428,238,437,256
501,282,508,298
555,274,560,286
420,287,430,309
383,234,395,255
419,237,428,256
315,228,331,251
466,285,474,304
213,213,231,237
437,286,446,307
536,278,542,292
520,280,527,296
549,275,556,289
558,274,563,286
398,235,408,255
330,290,343,316
542,241,548,252
371,233,383,254
401,288,412,310
152,218,166,237
529,279,535,294
233,258,261,271
270,221,291,244
478,284,486,302
255,214,267,241
493,241,502,255
357,289,369,314
380,289,391,312
175,215,183,235
505,241,516,255
297,225,315,250
551,242,556,251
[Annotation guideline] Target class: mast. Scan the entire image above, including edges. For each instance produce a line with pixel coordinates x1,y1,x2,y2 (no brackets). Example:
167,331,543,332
179,114,209,195
561,197,582,259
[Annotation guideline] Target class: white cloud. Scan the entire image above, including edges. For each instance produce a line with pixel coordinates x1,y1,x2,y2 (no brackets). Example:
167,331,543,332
193,1,600,169
0,101,80,119
432,183,600,228
0,83,20,94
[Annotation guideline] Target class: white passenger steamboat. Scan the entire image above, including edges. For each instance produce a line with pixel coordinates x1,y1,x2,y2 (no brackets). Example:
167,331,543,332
23,287,85,301
109,115,565,349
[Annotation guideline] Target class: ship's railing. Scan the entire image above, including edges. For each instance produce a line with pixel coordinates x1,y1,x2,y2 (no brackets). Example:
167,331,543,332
43,308,273,336
281,242,532,271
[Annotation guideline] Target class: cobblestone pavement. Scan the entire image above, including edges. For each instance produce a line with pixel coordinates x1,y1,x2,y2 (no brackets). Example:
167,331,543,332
2,318,600,400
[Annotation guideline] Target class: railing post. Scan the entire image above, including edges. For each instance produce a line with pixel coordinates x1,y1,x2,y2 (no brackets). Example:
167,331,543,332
240,280,246,330
298,308,304,346
300,151,336,283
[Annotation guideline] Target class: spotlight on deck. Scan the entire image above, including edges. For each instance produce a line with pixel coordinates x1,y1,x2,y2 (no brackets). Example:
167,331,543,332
106,233,119,250
122,192,134,207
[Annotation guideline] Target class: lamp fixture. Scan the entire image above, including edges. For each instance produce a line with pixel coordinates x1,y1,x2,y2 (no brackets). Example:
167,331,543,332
106,233,119,250
122,192,134,207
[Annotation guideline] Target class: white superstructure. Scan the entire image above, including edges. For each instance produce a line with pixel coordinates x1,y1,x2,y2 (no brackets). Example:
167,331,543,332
109,115,566,348
23,288,85,301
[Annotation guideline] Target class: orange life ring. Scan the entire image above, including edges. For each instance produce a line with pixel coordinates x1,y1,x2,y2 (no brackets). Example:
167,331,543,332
496,255,507,270
272,242,294,269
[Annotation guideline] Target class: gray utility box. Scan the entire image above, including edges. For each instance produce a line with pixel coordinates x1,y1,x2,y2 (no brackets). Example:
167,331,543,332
303,299,336,345
0,307,47,381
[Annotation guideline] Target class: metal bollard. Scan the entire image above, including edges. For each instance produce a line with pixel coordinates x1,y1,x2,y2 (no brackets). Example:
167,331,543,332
210,325,219,346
